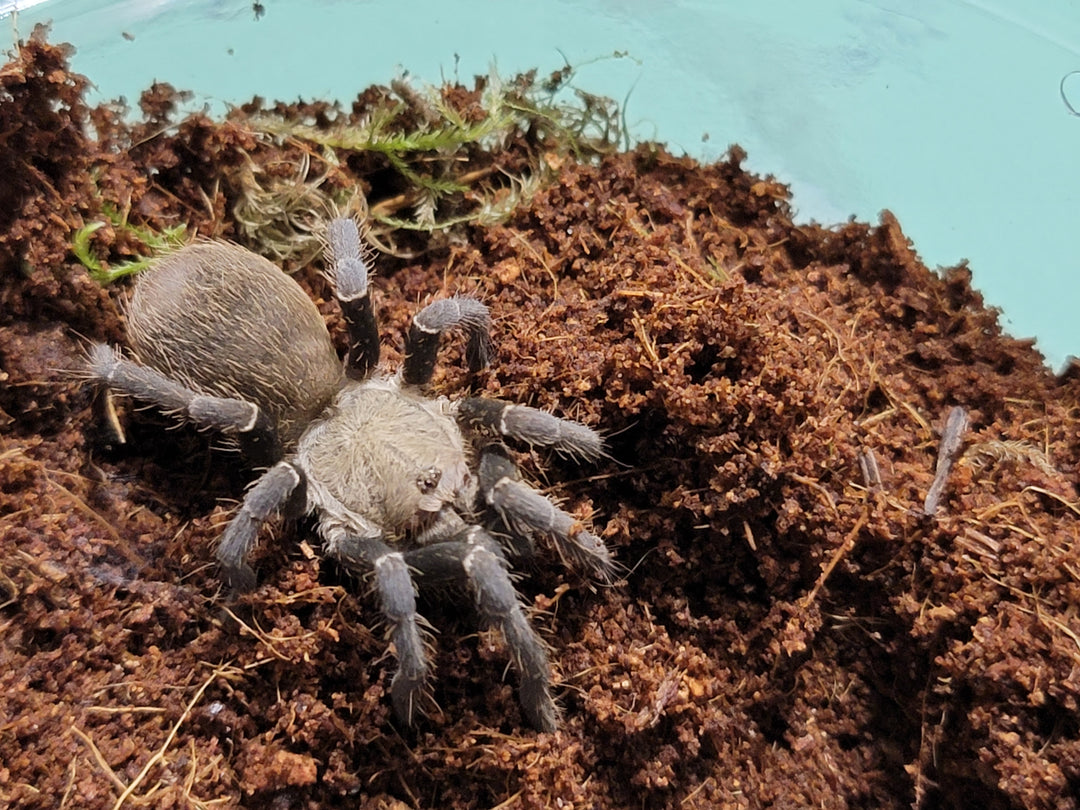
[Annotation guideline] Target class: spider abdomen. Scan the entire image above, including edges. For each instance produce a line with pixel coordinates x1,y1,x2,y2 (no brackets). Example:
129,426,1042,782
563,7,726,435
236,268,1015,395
127,241,344,449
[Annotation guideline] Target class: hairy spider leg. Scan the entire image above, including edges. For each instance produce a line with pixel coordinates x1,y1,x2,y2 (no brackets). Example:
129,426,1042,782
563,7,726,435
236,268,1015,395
455,397,605,461
478,445,615,584
216,460,306,591
407,525,557,732
327,531,431,727
86,343,281,465
403,297,492,386
326,217,381,380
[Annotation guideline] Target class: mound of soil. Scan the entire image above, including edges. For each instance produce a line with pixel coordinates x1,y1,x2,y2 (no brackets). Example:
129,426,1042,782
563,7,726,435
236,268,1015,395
2,32,1079,810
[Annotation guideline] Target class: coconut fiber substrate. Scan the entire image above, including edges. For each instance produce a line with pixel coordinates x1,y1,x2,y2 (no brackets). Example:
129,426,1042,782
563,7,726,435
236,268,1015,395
2,33,1080,810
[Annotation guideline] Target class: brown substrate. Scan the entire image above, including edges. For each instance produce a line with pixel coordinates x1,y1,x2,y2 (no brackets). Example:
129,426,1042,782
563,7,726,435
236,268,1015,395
2,34,1080,810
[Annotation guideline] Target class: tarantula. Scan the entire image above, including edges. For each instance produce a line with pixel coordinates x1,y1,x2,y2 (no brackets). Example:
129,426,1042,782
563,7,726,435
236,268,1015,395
86,217,613,731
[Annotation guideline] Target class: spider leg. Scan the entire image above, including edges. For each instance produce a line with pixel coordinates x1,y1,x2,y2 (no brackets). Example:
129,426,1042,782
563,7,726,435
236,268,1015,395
325,217,380,379
86,342,280,464
326,530,430,728
455,397,604,461
216,460,306,591
417,505,535,572
403,296,491,386
407,526,557,732
479,445,614,583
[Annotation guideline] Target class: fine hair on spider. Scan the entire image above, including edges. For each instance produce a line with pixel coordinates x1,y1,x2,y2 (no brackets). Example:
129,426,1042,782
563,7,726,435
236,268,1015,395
85,216,614,732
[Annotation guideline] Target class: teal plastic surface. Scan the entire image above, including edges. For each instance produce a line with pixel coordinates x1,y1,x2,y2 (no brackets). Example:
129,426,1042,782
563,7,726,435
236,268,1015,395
6,0,1079,369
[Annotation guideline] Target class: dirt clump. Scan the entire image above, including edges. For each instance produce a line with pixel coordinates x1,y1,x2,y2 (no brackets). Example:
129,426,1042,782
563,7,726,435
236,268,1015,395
2,31,1079,810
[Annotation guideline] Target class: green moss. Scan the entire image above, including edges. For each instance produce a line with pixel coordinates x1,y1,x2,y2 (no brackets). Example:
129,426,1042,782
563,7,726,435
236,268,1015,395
242,63,626,248
72,208,187,284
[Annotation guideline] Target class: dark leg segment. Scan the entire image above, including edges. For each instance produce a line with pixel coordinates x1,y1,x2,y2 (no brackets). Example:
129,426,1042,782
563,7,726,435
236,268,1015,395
456,397,604,460
326,217,380,379
327,531,430,727
87,343,281,464
403,297,492,386
216,461,305,592
479,446,614,583
407,527,557,732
